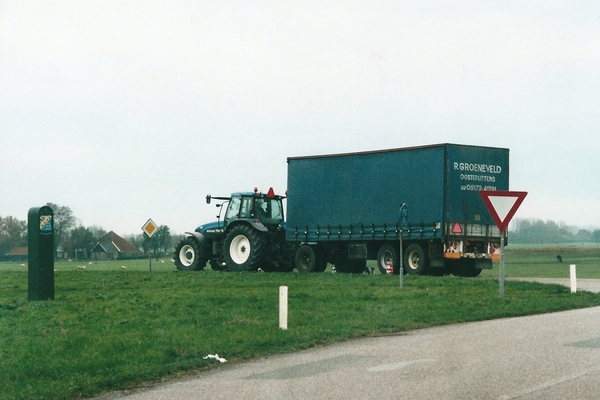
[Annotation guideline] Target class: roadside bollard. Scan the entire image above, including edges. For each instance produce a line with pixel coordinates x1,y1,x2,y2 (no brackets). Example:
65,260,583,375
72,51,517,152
279,286,288,330
570,264,577,293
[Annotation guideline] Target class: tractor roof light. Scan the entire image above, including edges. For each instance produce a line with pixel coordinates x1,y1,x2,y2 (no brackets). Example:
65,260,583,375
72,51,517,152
267,187,275,198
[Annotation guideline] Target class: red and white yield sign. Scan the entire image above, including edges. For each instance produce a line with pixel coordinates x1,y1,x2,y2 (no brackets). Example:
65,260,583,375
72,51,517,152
479,191,528,233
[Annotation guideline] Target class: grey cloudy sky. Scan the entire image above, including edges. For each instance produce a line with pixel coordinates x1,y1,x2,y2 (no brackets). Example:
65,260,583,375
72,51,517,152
1,1,599,236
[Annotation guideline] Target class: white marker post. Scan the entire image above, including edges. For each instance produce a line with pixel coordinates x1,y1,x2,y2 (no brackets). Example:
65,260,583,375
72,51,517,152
279,286,288,330
570,264,577,293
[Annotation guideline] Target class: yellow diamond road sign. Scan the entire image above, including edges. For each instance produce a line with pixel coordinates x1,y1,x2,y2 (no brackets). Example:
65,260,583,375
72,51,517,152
142,218,158,238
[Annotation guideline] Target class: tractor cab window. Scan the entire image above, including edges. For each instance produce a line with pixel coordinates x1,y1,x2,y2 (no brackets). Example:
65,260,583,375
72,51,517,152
254,198,284,225
239,197,254,218
224,196,241,222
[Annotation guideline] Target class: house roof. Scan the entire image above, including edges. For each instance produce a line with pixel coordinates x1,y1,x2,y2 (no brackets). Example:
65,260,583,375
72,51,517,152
6,247,28,256
92,231,141,254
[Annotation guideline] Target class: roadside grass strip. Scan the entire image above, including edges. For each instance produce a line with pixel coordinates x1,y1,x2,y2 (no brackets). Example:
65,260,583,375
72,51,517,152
2,266,600,400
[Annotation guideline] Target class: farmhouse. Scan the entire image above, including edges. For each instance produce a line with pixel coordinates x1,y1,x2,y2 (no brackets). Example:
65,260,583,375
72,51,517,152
5,246,28,262
91,231,142,260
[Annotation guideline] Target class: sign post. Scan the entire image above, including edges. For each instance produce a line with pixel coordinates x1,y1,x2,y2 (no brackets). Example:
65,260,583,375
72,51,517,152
398,203,408,288
479,191,528,299
142,218,158,272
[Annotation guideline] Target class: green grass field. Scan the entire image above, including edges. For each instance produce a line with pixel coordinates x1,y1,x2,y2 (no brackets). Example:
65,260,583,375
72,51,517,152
1,247,600,400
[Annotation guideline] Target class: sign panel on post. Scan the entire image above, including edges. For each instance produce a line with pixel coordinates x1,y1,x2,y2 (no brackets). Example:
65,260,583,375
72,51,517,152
479,190,527,299
142,218,158,271
479,191,528,232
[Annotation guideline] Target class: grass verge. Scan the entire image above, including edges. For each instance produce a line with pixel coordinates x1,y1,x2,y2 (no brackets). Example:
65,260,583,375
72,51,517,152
1,267,600,399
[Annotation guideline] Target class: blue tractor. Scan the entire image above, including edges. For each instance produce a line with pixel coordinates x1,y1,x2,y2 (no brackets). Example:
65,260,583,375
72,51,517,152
174,188,296,272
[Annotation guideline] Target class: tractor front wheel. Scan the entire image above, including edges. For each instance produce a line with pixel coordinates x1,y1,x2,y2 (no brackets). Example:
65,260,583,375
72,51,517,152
174,237,207,271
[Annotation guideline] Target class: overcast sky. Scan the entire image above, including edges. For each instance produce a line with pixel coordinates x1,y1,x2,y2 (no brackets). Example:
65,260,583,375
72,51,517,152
1,1,599,236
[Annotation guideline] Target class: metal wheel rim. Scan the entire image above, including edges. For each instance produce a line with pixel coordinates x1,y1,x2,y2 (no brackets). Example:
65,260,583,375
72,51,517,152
299,253,311,269
230,234,251,264
179,244,195,267
407,251,420,270
379,250,393,269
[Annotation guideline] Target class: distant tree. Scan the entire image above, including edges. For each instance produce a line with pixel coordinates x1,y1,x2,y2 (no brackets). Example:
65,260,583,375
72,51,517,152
0,216,27,259
66,226,96,260
574,229,593,243
45,202,76,256
155,225,172,253
124,234,144,251
88,225,107,242
511,218,574,244
593,230,600,243
171,234,185,253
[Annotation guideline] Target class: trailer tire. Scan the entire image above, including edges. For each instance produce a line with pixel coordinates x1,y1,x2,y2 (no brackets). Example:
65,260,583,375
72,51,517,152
377,244,398,275
404,244,429,275
223,225,266,271
174,237,207,271
295,245,317,273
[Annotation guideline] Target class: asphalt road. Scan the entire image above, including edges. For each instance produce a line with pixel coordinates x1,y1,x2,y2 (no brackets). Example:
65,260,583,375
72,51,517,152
101,279,600,400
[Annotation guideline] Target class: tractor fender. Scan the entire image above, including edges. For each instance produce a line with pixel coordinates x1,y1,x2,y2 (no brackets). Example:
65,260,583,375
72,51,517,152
186,231,206,245
226,220,268,233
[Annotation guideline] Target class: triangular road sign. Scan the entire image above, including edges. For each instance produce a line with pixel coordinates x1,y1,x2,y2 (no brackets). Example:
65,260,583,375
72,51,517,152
479,190,528,232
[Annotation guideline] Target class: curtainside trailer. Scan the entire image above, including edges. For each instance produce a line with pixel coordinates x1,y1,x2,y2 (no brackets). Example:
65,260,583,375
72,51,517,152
286,143,509,276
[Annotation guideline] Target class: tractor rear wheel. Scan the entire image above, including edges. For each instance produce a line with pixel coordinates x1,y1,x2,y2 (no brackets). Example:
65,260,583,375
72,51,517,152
223,225,267,271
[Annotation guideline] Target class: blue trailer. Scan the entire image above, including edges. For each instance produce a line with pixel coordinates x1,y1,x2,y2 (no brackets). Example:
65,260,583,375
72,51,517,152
175,143,509,277
286,143,509,276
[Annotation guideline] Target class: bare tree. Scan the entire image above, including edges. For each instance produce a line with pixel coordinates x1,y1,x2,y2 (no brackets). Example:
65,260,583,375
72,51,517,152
45,203,76,257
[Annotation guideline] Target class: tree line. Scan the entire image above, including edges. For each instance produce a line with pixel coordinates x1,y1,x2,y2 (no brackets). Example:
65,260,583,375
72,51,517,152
3,205,599,260
0,203,183,260
509,218,600,244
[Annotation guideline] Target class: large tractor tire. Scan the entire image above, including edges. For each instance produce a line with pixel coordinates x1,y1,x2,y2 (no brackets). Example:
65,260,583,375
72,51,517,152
404,243,429,275
223,225,267,271
174,237,207,271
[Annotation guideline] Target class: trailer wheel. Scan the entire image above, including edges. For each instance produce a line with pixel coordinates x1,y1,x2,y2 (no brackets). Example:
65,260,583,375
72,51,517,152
223,225,266,271
295,245,317,273
376,244,398,275
174,237,207,271
404,244,429,275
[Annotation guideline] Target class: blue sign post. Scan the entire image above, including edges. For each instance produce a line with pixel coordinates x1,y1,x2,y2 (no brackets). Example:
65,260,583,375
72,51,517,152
398,203,408,288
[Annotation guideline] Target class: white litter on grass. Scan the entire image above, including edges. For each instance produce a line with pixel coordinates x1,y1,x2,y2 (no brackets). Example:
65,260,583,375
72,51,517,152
120,266,126,270
203,354,227,363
